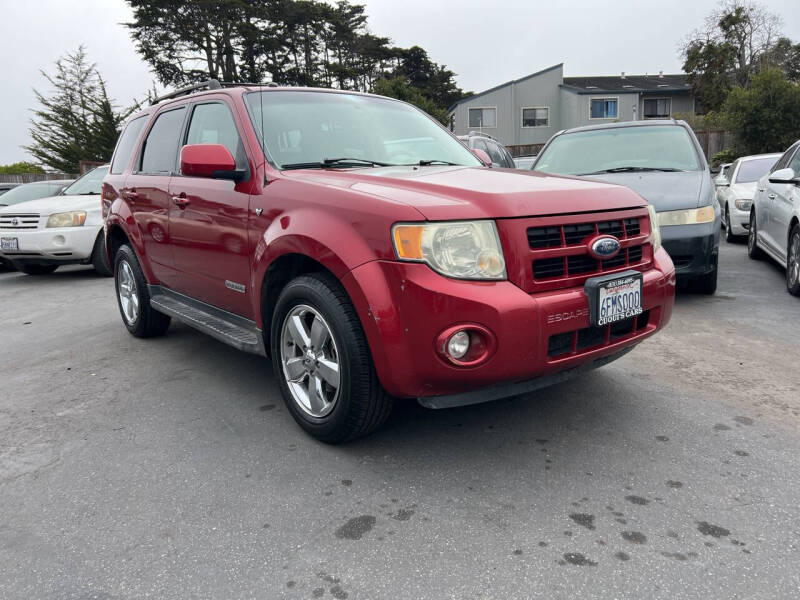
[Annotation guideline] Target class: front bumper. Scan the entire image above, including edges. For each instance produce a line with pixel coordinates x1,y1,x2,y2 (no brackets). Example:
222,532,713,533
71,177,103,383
0,226,99,265
661,221,719,278
727,204,751,236
342,247,675,399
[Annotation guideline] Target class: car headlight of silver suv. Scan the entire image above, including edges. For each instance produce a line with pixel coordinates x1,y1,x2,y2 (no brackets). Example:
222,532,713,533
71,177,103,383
734,199,752,211
392,220,507,280
46,211,87,228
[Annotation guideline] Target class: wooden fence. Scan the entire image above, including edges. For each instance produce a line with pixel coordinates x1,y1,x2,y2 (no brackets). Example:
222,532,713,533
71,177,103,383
0,172,77,184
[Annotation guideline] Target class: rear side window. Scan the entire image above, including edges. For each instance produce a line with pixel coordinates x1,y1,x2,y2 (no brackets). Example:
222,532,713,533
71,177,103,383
185,103,247,169
110,116,146,174
139,107,186,174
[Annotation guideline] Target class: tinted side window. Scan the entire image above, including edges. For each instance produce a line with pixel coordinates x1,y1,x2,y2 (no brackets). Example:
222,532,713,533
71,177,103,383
773,143,799,172
789,149,800,174
186,103,246,169
110,116,147,175
484,140,506,166
139,108,186,174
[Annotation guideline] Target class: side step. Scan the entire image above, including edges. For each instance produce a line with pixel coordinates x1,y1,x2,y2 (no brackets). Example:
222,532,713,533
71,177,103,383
148,286,266,356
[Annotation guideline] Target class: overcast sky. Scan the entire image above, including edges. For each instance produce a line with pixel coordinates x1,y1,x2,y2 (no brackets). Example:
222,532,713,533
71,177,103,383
2,0,799,165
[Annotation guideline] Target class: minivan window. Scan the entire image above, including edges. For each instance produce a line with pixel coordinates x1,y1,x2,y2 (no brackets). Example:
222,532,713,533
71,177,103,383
111,116,147,174
534,125,701,176
245,91,480,169
139,107,186,174
186,103,246,169
62,166,109,195
735,157,778,183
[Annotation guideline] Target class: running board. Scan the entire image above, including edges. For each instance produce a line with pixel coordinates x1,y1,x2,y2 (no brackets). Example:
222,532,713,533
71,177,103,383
148,286,266,356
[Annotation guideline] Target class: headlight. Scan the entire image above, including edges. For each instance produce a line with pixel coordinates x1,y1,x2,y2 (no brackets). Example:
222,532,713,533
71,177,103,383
646,205,661,251
657,205,715,227
734,199,752,211
392,220,506,280
46,211,86,228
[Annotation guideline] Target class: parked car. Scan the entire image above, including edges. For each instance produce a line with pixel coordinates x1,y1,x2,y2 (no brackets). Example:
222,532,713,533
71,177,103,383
457,131,516,168
748,140,800,296
0,166,111,276
717,153,780,242
714,163,732,187
0,179,73,207
103,82,675,443
513,155,537,170
0,183,19,197
532,120,720,293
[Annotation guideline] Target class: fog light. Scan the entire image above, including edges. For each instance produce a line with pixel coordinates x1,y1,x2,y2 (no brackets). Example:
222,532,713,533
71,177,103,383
447,330,470,359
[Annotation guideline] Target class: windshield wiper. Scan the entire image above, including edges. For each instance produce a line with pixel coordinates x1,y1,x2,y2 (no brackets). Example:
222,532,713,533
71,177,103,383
281,157,392,170
416,159,459,166
79,192,99,195
578,166,685,175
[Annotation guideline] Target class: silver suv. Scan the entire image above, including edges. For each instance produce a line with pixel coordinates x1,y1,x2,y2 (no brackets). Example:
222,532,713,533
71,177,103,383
457,131,516,168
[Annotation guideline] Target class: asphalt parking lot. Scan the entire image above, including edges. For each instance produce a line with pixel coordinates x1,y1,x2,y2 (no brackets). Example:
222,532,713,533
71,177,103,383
1,239,799,600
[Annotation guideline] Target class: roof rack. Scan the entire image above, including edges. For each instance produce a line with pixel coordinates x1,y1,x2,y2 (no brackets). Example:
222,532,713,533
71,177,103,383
150,79,279,105
467,130,497,140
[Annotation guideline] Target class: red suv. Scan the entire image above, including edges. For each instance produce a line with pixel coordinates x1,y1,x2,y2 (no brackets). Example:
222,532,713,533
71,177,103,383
103,81,675,442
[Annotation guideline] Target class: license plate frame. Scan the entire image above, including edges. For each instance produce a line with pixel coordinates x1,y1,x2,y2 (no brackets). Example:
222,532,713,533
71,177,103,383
584,270,643,327
0,237,19,251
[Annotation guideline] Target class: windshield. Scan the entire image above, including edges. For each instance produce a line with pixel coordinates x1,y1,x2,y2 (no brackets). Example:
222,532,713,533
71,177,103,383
534,125,701,176
62,166,109,195
245,91,480,169
735,157,778,183
0,181,69,206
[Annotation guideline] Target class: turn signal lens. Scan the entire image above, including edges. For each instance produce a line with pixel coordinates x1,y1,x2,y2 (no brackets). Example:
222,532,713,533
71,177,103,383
393,224,425,260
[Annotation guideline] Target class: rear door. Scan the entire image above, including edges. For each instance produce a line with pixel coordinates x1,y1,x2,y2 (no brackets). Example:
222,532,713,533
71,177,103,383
123,106,188,286
168,99,252,316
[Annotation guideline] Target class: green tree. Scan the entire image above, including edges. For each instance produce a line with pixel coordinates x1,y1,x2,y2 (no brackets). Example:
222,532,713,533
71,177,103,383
682,0,784,111
0,162,44,175
372,75,449,124
720,69,800,154
25,47,131,173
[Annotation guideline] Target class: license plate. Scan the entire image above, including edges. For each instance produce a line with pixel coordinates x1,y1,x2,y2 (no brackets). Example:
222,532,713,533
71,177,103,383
0,237,18,251
585,270,643,327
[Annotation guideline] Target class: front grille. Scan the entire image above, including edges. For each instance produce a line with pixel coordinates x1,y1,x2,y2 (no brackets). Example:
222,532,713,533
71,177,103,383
533,257,565,278
0,213,40,230
532,245,645,280
527,226,561,248
547,311,653,359
563,223,595,245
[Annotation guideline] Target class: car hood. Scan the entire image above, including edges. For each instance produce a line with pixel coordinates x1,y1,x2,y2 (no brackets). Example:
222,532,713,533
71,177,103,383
281,166,646,220
0,194,100,216
578,171,706,210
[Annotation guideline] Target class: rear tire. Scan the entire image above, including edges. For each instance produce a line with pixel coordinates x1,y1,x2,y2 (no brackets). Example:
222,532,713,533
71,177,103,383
787,224,800,297
747,210,762,260
19,264,58,275
270,272,393,443
91,233,113,276
114,244,170,338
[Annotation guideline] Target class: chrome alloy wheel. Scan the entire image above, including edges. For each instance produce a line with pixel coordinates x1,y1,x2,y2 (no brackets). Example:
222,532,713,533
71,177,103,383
117,260,140,324
789,231,800,287
280,304,341,418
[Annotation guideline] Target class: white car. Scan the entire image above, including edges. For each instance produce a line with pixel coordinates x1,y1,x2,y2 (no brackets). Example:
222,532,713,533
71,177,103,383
749,141,800,296
718,153,780,242
0,165,111,276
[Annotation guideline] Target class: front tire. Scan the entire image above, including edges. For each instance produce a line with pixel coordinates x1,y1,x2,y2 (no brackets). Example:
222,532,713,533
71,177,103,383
270,273,393,443
18,264,58,275
747,210,762,259
114,245,170,338
692,266,718,294
725,206,737,243
787,224,800,297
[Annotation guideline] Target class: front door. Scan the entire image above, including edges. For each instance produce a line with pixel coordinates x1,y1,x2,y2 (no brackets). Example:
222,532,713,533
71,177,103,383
124,106,188,286
771,150,800,262
168,100,252,317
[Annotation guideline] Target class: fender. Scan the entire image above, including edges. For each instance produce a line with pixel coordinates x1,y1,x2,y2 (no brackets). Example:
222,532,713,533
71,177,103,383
105,199,158,283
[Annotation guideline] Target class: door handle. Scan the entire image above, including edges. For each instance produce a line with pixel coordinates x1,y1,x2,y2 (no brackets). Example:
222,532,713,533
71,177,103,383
122,190,139,201
172,194,190,208
768,193,777,200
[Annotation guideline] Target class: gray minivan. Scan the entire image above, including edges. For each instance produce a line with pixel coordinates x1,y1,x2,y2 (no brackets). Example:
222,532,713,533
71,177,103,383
531,120,720,293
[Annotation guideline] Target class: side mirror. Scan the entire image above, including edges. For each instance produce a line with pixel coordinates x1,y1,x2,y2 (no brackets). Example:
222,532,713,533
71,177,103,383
769,167,799,185
181,144,246,182
717,180,730,187
471,148,492,166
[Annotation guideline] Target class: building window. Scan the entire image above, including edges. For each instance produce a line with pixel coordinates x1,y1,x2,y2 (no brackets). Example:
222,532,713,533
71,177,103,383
643,98,671,118
590,98,618,119
468,107,497,128
522,107,549,127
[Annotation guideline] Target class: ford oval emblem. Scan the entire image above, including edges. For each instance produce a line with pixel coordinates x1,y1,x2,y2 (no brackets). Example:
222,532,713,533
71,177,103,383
589,235,621,259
